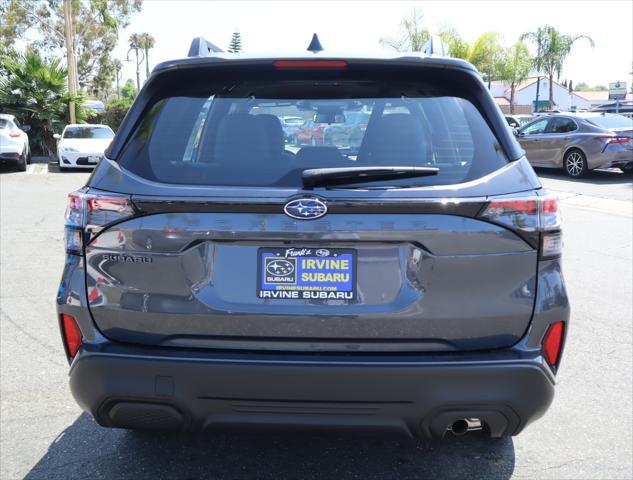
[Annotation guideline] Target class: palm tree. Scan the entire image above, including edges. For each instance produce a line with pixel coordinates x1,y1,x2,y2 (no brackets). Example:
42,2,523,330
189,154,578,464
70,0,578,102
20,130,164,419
0,51,84,155
498,42,532,114
137,33,155,80
521,25,594,109
380,8,430,52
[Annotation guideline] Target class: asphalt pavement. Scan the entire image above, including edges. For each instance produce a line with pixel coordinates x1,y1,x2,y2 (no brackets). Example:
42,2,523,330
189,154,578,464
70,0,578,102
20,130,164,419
0,161,631,480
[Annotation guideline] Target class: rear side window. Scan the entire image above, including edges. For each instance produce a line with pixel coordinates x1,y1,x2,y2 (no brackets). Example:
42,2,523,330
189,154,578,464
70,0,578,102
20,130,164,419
545,117,577,133
118,81,508,188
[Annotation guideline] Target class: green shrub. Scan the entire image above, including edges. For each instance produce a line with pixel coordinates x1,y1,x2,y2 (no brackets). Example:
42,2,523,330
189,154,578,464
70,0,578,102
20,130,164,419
102,97,134,132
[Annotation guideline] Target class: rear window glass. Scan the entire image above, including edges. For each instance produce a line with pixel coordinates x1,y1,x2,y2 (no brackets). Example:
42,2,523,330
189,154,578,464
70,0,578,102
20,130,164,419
118,82,508,188
63,126,114,139
586,114,633,129
0,119,8,129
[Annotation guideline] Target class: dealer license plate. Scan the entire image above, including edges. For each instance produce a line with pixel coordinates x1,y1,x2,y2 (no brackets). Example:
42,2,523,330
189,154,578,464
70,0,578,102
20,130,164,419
257,247,356,300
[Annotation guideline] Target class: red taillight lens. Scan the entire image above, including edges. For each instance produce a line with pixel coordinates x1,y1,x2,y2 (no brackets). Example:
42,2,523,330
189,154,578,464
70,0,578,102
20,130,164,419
273,60,348,69
481,192,562,257
597,135,631,145
61,314,82,358
64,190,135,254
9,128,21,138
542,321,565,367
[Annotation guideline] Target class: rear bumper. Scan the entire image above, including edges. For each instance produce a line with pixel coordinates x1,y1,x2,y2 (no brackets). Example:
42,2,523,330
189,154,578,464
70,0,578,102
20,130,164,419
69,345,555,438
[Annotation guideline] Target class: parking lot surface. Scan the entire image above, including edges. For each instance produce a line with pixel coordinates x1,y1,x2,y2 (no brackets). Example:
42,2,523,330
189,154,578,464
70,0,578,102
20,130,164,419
1,161,631,479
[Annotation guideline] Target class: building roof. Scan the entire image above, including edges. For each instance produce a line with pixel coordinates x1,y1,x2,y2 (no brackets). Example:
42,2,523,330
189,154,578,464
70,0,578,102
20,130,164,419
494,97,511,106
574,91,633,101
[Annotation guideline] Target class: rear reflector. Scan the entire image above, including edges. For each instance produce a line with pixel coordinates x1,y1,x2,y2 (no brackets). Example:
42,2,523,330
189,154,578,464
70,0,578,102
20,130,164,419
61,314,82,358
273,60,348,69
542,321,565,367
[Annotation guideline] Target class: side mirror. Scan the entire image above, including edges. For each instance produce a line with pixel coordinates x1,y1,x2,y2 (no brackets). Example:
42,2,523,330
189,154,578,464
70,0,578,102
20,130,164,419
53,133,61,140
22,124,31,132
512,128,519,136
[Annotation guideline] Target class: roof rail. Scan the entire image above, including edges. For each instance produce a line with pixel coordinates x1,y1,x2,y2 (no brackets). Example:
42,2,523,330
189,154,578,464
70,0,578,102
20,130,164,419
422,35,450,56
188,37,223,57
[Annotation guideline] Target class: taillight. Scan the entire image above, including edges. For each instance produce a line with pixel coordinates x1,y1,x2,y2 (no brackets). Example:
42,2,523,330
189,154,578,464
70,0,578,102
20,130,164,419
61,314,82,358
542,321,565,367
480,192,562,258
9,128,21,138
273,60,348,69
64,190,135,255
597,136,632,151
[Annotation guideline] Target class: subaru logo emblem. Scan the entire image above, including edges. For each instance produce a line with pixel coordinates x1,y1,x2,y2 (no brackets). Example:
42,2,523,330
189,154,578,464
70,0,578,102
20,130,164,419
284,198,327,220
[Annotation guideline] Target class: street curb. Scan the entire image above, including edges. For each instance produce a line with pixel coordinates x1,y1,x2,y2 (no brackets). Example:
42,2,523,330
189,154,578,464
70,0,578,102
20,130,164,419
552,190,633,217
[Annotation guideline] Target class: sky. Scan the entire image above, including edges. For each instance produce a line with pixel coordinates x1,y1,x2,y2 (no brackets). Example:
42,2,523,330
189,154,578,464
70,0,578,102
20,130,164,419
112,0,632,89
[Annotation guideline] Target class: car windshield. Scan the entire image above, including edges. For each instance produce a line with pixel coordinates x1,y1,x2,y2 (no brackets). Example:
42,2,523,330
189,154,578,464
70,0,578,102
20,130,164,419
118,81,508,188
63,126,114,139
586,114,633,129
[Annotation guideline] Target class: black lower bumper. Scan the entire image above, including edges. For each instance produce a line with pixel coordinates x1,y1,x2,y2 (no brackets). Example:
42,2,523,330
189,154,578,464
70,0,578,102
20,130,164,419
69,346,555,438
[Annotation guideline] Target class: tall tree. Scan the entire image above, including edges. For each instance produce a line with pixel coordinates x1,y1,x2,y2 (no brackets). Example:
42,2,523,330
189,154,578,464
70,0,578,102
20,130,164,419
227,30,242,53
437,26,470,60
521,25,594,109
0,50,85,155
0,0,142,99
128,33,144,90
132,32,155,79
380,8,430,52
469,32,504,88
498,41,532,114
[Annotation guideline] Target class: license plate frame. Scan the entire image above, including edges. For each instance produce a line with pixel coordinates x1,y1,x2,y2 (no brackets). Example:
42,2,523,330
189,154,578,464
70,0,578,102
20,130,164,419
257,247,356,300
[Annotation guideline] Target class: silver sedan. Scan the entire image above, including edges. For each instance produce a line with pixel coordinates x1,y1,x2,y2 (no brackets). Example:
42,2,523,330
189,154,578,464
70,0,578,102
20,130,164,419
516,113,633,177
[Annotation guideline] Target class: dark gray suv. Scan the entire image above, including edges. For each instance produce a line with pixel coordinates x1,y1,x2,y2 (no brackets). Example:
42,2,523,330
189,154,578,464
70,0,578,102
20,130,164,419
57,37,569,439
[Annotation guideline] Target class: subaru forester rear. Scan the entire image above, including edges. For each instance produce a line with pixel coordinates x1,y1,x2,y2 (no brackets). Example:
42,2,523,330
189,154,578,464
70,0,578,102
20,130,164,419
57,37,569,438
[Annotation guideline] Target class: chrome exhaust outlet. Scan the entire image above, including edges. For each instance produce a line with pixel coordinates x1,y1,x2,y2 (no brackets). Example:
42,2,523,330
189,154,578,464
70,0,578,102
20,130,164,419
449,418,482,436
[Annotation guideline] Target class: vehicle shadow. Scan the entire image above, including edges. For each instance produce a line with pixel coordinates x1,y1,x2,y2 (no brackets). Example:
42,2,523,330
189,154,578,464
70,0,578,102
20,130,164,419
0,162,21,174
534,167,632,186
25,413,515,480
47,161,95,174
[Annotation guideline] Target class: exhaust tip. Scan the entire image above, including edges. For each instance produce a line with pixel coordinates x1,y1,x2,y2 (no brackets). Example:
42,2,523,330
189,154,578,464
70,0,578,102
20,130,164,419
450,419,469,436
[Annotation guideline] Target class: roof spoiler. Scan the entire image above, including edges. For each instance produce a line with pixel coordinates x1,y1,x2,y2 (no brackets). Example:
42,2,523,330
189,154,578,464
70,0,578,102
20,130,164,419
188,37,223,57
422,35,450,56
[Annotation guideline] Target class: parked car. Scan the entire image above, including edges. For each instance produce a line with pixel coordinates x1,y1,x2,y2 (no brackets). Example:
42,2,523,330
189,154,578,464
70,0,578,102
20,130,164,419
57,37,569,439
280,116,306,142
516,113,633,176
323,111,370,149
505,114,534,129
83,100,106,114
590,101,633,119
292,118,327,145
54,124,114,170
0,113,31,171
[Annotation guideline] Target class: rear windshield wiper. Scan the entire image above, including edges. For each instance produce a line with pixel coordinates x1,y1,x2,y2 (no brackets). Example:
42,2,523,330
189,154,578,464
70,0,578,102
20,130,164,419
302,166,439,188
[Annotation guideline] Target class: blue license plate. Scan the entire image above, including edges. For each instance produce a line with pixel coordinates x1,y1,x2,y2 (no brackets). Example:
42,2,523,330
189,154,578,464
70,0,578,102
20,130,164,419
257,247,356,300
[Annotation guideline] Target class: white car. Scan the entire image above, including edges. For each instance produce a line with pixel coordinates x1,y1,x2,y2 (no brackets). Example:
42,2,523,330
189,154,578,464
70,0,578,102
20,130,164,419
0,113,31,171
54,124,115,170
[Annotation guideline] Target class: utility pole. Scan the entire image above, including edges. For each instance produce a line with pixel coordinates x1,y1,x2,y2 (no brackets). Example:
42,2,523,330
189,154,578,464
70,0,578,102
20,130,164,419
63,0,78,123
